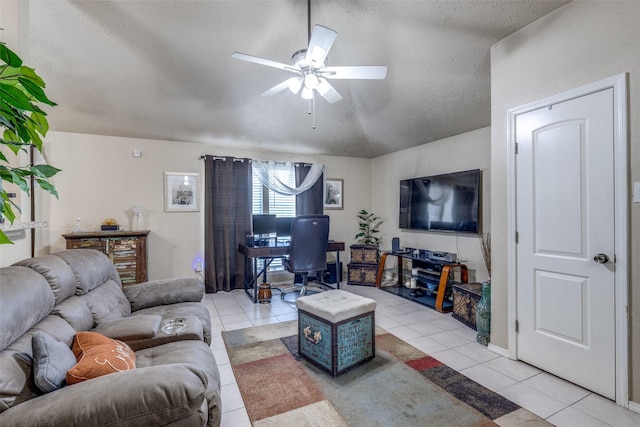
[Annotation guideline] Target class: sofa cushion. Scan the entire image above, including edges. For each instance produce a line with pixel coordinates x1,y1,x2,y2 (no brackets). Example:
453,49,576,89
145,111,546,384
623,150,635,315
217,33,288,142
51,296,95,332
0,267,55,351
53,249,122,295
82,281,132,325
136,340,222,425
32,331,77,393
67,332,136,385
13,255,77,305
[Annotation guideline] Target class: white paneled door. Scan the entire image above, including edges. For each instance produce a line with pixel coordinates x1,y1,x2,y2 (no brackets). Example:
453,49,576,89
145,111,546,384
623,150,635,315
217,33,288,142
515,88,616,399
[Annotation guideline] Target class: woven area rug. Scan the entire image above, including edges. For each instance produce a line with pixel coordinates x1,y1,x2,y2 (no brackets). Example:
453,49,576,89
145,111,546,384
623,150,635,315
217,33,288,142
223,321,549,427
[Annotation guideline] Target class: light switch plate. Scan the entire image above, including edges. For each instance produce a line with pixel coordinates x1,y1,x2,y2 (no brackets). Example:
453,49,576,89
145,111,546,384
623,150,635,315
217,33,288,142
634,181,640,203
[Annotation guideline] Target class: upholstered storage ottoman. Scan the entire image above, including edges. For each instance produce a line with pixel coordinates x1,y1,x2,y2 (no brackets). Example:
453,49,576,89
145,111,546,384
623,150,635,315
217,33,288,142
296,290,377,377
452,282,482,330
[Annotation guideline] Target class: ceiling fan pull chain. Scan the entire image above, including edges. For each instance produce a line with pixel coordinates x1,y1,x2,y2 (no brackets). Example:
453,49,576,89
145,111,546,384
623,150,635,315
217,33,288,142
312,95,317,129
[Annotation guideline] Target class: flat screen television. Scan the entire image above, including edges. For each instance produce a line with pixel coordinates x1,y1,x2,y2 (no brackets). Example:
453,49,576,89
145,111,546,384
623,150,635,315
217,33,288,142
399,169,481,234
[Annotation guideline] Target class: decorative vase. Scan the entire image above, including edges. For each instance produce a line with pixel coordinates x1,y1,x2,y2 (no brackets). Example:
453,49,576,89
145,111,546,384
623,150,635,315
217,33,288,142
476,281,491,346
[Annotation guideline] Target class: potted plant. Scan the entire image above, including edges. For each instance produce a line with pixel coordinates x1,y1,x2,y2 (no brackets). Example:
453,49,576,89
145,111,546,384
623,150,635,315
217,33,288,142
0,43,60,244
347,210,383,286
355,209,382,247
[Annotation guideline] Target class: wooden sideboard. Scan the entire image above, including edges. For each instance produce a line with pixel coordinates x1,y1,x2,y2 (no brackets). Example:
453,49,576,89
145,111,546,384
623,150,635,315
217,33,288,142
63,230,149,286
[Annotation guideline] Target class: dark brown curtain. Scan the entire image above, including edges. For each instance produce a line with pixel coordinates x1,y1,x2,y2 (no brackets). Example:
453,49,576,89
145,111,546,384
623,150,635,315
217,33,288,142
204,156,252,293
295,163,324,215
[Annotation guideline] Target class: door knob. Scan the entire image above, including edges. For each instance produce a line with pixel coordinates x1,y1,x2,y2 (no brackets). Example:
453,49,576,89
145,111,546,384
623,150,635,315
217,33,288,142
593,253,610,264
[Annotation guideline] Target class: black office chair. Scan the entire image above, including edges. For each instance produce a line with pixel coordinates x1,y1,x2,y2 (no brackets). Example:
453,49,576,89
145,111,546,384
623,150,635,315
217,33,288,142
281,215,330,299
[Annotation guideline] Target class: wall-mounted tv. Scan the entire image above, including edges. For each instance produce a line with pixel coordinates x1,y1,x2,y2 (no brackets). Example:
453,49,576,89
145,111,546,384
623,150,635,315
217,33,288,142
399,169,481,234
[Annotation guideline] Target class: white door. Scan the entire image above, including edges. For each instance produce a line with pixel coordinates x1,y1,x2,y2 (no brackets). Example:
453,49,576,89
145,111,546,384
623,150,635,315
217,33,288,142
515,88,616,399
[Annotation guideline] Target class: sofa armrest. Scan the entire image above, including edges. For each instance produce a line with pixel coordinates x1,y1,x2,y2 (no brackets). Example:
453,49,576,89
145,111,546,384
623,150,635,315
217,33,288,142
124,278,205,311
93,314,162,340
0,364,209,425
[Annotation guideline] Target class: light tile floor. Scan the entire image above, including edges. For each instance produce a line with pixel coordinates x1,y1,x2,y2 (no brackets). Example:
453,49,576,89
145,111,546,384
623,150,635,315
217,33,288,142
201,283,640,427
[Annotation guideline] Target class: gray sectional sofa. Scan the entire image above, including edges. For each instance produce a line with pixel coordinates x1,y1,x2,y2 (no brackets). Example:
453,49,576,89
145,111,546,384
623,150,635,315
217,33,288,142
0,249,221,426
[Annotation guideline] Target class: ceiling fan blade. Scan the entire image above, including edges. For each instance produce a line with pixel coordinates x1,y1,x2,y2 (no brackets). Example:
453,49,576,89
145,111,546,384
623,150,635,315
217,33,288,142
232,52,299,73
305,25,337,66
260,78,302,97
316,79,343,104
321,65,387,80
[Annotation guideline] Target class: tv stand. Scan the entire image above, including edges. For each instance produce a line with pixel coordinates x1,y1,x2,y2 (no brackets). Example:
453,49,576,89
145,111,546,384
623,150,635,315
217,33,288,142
375,250,468,312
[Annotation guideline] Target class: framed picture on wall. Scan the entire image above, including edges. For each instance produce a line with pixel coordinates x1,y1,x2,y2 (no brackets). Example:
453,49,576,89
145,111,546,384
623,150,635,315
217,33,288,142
164,172,199,212
324,178,344,210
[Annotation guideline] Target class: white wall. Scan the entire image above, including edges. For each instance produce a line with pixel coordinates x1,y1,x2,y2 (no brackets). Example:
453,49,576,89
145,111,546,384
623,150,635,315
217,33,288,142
372,127,491,283
491,1,640,401
20,131,372,279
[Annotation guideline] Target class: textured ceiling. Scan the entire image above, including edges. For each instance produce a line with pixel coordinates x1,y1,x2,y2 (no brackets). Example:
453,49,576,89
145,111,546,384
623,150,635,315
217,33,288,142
21,0,569,158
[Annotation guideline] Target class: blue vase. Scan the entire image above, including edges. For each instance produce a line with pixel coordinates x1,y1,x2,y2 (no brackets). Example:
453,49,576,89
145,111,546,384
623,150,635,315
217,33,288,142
476,281,491,346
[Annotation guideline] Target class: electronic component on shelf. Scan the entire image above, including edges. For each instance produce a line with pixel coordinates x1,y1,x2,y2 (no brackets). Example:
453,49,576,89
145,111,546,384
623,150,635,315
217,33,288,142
427,251,457,263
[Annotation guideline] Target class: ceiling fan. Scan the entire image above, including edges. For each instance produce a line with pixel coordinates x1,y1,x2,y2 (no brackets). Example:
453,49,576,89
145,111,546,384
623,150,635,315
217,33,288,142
231,0,387,104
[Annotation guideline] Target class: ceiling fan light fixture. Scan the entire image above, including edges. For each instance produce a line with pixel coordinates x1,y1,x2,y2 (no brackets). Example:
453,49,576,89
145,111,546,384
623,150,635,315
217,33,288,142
301,86,314,100
304,73,319,90
287,77,303,94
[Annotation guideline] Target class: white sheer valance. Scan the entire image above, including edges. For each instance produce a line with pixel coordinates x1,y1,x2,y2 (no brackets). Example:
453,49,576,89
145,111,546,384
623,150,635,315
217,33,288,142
252,160,325,196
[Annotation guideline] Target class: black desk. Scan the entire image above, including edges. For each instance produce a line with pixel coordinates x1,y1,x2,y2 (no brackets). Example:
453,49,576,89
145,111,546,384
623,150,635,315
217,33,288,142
239,241,345,303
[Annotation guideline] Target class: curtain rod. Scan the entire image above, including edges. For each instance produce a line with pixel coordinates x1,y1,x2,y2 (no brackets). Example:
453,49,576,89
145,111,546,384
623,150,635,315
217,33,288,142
199,155,245,162
200,155,313,167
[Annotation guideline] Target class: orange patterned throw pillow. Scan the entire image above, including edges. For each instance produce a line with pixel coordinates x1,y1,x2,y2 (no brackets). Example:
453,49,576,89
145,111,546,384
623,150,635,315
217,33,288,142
66,331,136,385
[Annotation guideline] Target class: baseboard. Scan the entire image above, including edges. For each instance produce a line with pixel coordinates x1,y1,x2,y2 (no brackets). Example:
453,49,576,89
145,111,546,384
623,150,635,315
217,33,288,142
487,343,509,358
628,400,640,414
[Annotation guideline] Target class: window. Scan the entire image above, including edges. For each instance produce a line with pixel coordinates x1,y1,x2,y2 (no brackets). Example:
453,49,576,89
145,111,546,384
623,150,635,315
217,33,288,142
251,165,296,217
252,163,296,271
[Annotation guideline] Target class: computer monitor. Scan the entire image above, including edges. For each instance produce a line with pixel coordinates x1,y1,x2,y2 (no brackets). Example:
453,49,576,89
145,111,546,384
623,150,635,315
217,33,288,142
252,214,277,236
276,216,294,239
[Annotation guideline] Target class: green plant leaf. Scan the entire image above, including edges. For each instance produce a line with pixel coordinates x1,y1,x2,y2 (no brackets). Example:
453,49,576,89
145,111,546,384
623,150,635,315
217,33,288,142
0,230,14,245
36,178,58,197
17,66,46,88
31,164,61,178
6,170,30,193
15,121,32,144
0,65,22,81
26,127,43,151
0,84,35,111
0,133,26,154
29,111,49,135
0,44,22,68
18,77,56,106
1,190,17,223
